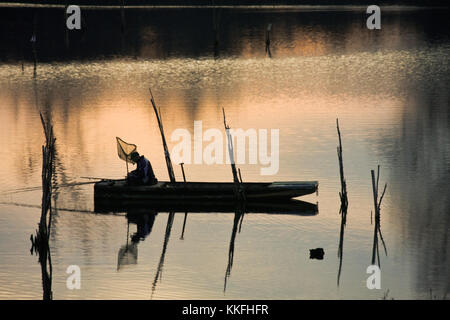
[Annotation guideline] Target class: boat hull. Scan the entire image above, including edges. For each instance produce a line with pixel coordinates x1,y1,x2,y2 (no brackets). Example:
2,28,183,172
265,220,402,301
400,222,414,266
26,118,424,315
94,179,318,201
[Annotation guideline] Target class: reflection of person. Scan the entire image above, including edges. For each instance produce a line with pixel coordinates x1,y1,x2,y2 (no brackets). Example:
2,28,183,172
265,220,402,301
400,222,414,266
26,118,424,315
130,213,156,243
127,152,158,185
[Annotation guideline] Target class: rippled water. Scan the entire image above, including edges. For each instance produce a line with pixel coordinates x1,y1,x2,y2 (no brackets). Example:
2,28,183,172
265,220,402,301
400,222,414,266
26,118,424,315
0,6,449,299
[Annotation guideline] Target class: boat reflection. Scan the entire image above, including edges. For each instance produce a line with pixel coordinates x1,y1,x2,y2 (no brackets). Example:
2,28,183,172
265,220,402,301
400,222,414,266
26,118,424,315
108,199,318,296
95,199,318,216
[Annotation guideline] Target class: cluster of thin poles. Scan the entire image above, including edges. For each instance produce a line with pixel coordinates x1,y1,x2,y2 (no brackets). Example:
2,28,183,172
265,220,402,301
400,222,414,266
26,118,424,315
30,113,55,300
336,118,387,287
370,166,388,266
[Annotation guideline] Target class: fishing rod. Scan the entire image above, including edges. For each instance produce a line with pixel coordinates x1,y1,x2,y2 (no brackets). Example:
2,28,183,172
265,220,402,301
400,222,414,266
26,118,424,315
0,201,126,216
1,179,109,195
79,176,116,180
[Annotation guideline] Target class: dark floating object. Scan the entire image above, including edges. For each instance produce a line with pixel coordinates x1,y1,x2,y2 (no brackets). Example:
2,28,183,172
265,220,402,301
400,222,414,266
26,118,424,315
310,248,325,260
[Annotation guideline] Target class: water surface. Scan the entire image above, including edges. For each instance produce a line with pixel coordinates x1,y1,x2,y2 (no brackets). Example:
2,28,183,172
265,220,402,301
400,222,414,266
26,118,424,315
0,6,449,299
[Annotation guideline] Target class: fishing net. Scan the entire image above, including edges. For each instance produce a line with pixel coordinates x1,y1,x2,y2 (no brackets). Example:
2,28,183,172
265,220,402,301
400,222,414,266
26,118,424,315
116,137,137,164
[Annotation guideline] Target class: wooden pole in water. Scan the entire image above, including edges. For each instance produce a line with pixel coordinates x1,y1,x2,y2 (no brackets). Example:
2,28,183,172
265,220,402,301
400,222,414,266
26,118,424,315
222,108,244,201
120,0,126,51
31,10,38,77
149,88,176,183
370,167,387,266
212,2,221,56
179,162,188,240
64,1,69,50
180,212,188,240
30,112,55,300
151,211,175,297
180,162,186,183
336,119,348,285
336,118,348,213
370,169,379,265
265,23,272,57
224,205,245,293
120,0,126,33
238,168,246,201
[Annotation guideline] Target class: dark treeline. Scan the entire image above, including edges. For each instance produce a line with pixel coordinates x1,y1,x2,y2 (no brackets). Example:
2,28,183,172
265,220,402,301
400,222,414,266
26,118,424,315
2,2,449,63
1,0,449,7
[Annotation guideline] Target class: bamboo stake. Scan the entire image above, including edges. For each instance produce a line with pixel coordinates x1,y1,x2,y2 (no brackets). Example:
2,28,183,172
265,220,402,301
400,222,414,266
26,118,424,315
180,162,186,183
64,1,69,50
336,118,348,213
222,108,244,201
336,119,348,286
371,170,379,265
370,167,388,266
179,162,188,240
180,212,188,240
149,88,176,182
32,10,38,77
120,0,126,33
212,3,221,55
265,23,272,57
337,214,345,286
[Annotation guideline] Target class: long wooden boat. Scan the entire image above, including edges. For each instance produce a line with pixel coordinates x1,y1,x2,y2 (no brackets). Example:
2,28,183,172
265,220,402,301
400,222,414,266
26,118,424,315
94,179,318,202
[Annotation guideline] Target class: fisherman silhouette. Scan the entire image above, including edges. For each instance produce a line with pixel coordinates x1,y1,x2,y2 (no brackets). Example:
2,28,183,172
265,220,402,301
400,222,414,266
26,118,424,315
127,152,158,185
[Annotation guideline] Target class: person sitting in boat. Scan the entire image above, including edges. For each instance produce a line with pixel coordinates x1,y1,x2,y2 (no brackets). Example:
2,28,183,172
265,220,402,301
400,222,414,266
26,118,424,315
127,152,158,185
